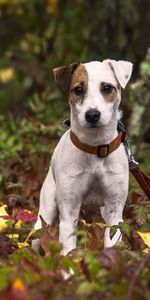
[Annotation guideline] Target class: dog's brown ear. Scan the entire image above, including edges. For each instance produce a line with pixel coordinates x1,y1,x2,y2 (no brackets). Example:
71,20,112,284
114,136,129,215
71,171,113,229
104,59,133,89
53,62,79,94
40,215,48,230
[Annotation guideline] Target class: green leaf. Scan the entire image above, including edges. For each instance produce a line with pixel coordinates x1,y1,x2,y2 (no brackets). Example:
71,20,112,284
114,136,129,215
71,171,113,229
0,267,9,292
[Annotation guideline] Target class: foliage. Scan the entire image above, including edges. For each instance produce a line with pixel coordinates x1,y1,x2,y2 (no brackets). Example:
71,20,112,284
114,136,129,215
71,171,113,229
0,0,150,115
129,49,150,148
0,0,150,299
0,191,150,299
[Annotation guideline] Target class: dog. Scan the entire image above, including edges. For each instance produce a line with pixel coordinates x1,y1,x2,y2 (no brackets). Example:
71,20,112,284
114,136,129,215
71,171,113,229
34,59,133,255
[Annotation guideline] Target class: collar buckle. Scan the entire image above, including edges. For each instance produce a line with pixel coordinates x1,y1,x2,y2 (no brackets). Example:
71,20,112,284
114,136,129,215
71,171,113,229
97,144,109,158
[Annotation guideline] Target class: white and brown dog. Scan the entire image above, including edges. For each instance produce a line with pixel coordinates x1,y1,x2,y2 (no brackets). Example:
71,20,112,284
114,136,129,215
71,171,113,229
34,60,133,255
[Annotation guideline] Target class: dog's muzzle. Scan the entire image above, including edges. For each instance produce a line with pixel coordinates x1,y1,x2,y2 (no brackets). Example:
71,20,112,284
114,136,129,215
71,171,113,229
85,109,101,124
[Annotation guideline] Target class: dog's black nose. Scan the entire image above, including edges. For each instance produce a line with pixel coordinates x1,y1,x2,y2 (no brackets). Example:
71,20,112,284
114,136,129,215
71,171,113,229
85,109,101,123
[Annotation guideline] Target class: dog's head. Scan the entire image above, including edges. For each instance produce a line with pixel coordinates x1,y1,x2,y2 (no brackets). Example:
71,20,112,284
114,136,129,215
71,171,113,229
53,60,133,128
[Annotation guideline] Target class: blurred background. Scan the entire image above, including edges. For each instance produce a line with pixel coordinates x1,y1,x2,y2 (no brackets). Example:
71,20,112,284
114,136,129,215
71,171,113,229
0,0,150,203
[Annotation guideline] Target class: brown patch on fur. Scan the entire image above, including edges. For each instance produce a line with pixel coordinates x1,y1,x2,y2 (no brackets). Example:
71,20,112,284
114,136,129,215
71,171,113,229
69,64,88,104
53,62,79,94
101,82,117,102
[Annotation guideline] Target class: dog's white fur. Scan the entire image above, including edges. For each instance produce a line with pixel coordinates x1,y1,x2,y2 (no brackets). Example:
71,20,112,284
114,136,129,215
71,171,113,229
34,60,133,255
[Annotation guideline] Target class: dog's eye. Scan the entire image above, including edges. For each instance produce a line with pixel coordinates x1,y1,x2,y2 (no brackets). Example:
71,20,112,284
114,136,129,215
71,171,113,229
102,84,113,94
73,86,84,96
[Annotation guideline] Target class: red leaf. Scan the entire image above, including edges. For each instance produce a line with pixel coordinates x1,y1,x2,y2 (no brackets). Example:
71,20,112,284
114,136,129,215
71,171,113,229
16,210,37,222
100,247,123,279
130,191,143,204
2,210,37,223
79,258,91,281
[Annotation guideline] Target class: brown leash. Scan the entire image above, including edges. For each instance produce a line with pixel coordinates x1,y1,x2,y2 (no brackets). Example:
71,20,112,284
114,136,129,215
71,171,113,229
70,129,150,199
130,166,150,199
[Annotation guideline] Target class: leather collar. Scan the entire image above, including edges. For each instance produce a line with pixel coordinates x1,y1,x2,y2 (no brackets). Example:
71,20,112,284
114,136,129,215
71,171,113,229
70,130,126,158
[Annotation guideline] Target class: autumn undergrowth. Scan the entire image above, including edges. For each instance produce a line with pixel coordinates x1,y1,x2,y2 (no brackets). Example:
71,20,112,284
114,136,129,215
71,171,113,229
0,115,150,300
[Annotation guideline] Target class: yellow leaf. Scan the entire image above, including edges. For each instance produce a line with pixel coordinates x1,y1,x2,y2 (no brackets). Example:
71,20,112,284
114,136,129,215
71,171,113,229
0,205,8,216
18,242,29,248
7,234,19,239
15,220,23,228
0,218,9,232
137,231,150,248
12,278,25,292
143,248,149,254
0,68,15,84
0,205,10,232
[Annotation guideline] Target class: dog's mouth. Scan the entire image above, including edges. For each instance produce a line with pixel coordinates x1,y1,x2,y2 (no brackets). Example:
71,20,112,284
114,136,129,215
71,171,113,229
85,122,101,128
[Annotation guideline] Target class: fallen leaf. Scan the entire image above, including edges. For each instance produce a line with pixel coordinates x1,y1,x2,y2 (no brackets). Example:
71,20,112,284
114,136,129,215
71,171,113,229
0,67,15,84
15,220,23,228
137,231,150,248
40,215,58,256
143,248,149,254
0,218,9,232
12,278,26,292
6,278,28,300
7,234,19,239
18,242,30,248
0,205,8,216
100,247,123,278
78,219,105,250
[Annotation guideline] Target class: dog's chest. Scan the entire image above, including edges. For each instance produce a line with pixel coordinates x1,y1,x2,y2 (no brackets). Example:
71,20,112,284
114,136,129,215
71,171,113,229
76,152,124,206
80,156,108,206
83,172,104,205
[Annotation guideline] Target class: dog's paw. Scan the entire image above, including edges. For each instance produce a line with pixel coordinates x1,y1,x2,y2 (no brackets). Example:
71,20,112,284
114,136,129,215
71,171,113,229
104,227,122,248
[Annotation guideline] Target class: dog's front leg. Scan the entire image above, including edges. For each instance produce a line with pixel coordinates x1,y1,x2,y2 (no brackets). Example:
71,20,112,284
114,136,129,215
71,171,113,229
101,196,126,248
59,217,78,256
57,191,81,256
32,167,57,252
100,170,129,248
